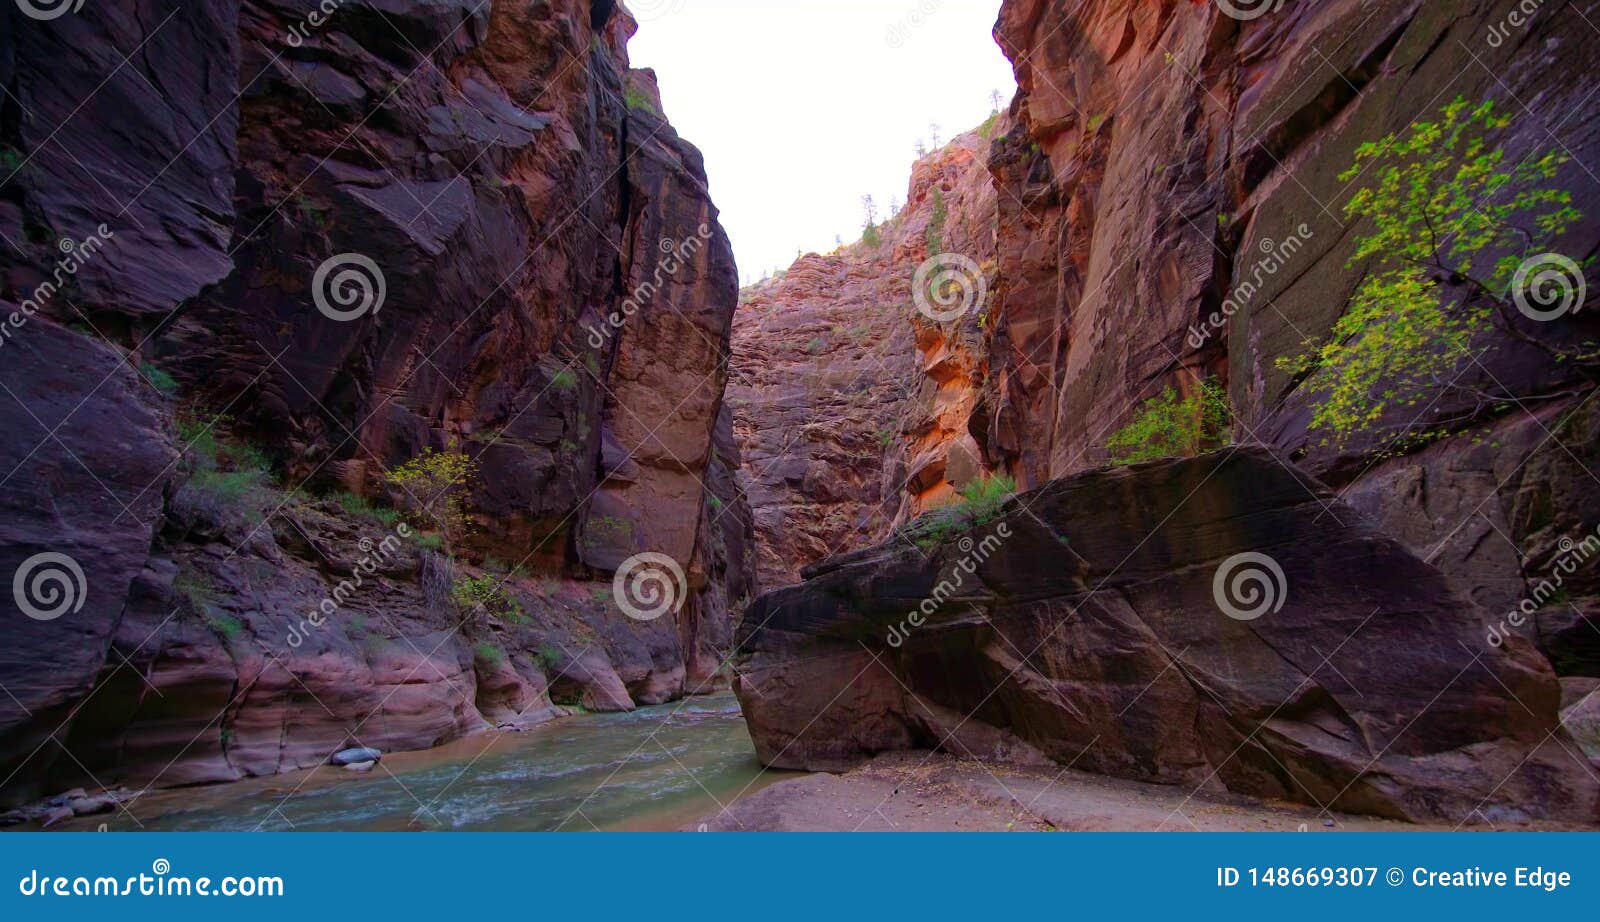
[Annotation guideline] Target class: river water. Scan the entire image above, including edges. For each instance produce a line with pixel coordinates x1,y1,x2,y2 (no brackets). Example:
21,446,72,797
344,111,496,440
83,693,791,832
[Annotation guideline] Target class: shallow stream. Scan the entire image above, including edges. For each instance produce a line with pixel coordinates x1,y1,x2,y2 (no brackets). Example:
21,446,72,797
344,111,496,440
77,693,787,832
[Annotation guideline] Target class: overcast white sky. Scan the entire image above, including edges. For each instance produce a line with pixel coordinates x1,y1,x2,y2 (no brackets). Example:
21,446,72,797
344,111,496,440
629,0,1015,285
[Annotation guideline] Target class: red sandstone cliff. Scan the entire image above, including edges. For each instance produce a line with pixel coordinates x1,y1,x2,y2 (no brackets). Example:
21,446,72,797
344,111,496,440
986,0,1599,642
730,128,1001,587
735,0,1600,662
0,0,754,804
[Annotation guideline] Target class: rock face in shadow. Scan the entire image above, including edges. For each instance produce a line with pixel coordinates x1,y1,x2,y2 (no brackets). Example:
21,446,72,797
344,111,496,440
0,0,753,805
735,450,1600,825
984,0,1600,671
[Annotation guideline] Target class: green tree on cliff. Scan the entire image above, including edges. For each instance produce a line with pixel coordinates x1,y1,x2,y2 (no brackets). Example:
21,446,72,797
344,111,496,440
387,444,479,550
1106,378,1232,466
1278,98,1589,447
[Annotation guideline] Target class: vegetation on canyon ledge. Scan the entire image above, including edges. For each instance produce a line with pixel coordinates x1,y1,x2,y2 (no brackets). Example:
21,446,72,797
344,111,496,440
387,446,479,548
902,473,1019,550
1105,378,1233,466
1279,98,1589,447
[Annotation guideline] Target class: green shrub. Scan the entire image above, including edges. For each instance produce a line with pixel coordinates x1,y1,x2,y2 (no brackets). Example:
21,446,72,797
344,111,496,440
0,148,29,179
1105,379,1232,466
176,571,242,638
177,411,281,519
582,515,633,551
473,642,505,664
176,570,219,611
861,223,883,248
902,474,1018,550
142,363,179,395
452,574,527,624
177,413,222,468
208,614,244,639
550,368,578,391
334,491,402,527
624,87,660,117
387,446,478,546
191,468,271,502
953,474,1016,526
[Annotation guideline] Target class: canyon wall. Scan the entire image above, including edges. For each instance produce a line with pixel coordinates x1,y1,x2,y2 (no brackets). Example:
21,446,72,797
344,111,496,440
734,0,1600,820
986,0,1600,631
736,0,1600,665
0,0,753,806
730,129,1000,586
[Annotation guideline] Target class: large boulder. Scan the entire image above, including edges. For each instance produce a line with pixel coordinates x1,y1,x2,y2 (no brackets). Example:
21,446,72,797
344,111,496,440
735,449,1600,825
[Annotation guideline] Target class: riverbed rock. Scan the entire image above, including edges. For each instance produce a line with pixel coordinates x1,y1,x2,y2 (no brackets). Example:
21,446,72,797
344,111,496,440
1563,678,1600,762
67,795,116,817
735,449,1600,825
39,807,74,829
331,748,384,767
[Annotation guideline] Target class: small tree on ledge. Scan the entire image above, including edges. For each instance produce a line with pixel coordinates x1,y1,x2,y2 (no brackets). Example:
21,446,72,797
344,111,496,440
1105,378,1233,466
386,444,479,551
1277,98,1593,448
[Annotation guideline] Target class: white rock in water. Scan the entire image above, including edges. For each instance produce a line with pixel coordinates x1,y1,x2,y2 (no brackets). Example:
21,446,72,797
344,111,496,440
344,761,377,773
330,747,383,766
69,795,115,817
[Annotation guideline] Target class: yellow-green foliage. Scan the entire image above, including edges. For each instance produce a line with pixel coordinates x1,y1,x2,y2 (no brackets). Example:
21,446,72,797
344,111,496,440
624,86,660,117
1278,98,1581,446
1106,379,1232,466
386,446,478,544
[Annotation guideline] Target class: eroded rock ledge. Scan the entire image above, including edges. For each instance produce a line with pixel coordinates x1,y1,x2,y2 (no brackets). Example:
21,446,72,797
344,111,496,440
735,449,1600,825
